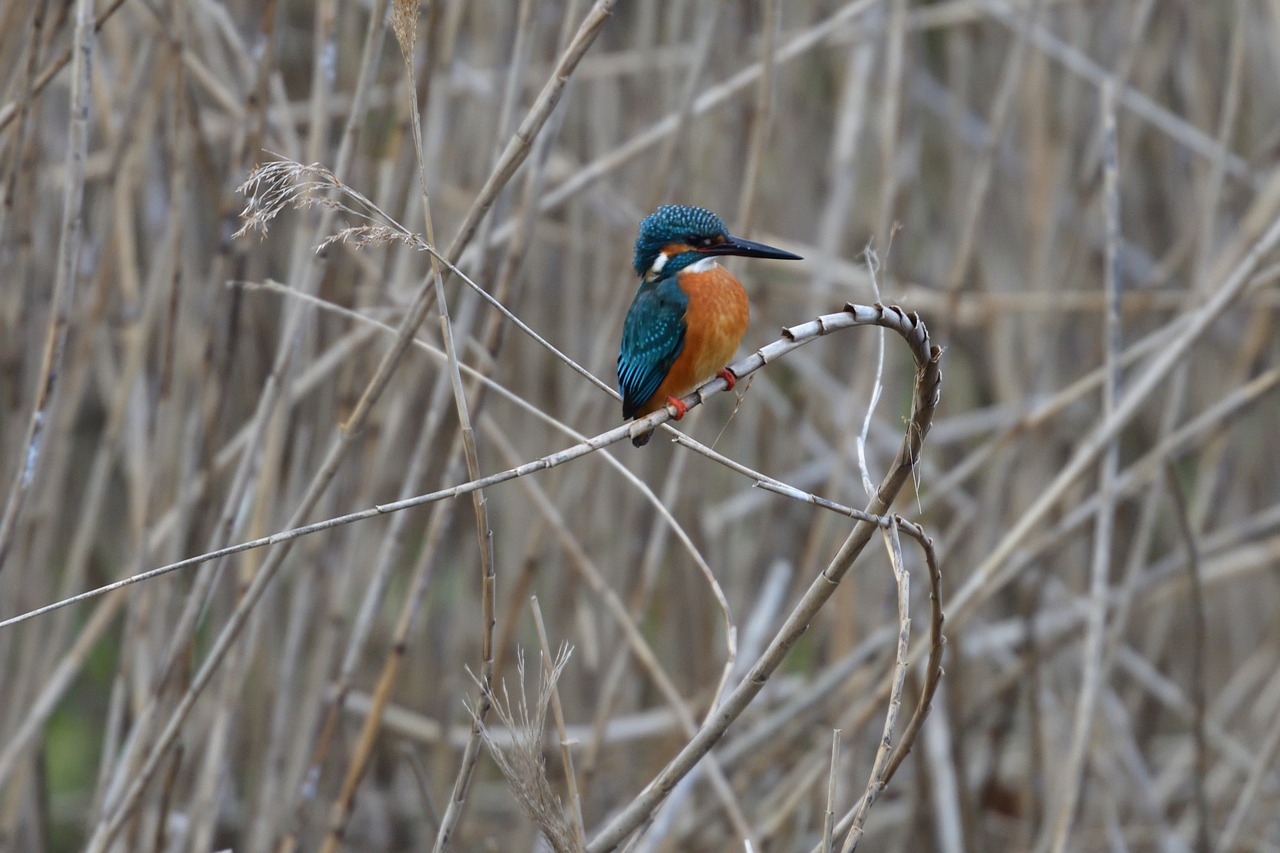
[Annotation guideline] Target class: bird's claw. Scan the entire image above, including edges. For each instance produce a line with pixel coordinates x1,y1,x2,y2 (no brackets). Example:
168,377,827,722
665,396,689,420
717,368,738,391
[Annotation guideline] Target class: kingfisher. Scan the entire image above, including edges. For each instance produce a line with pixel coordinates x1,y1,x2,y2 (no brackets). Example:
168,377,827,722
617,205,802,446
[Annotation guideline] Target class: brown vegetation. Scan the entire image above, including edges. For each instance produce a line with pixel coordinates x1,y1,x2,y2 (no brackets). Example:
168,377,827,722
1,1,1277,851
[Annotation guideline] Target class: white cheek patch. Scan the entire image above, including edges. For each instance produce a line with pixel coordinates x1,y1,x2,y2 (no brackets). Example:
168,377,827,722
686,256,718,273
649,252,669,275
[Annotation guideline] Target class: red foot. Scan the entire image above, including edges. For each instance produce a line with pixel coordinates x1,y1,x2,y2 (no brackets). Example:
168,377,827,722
717,368,738,391
665,396,689,420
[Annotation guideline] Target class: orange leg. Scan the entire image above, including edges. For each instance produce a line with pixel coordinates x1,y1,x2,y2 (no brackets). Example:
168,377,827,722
717,368,737,391
665,396,689,420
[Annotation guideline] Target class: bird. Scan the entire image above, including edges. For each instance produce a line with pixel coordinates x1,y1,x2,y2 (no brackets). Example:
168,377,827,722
617,205,802,447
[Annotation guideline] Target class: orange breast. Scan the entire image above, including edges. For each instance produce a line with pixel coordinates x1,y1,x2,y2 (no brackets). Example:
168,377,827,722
636,263,749,416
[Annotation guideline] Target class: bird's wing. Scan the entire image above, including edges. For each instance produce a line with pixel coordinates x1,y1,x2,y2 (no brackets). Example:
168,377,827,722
617,275,688,419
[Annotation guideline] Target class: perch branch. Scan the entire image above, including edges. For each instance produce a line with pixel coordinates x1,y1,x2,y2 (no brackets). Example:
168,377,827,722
1,304,938,629
586,304,941,851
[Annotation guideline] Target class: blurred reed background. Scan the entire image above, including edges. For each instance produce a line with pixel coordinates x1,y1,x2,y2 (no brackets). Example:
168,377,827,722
1,0,1279,850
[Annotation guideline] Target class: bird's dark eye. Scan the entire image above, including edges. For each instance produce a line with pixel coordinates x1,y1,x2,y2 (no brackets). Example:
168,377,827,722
689,235,708,247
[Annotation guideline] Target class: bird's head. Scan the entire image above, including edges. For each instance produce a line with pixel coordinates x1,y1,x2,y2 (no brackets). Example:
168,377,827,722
632,204,801,278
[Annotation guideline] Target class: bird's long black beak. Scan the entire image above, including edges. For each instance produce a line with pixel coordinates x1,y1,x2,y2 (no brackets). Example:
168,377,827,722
704,234,803,261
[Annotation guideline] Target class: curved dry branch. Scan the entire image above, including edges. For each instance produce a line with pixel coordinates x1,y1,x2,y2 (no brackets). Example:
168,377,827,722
839,520,910,853
587,303,942,852
881,518,944,786
801,516,944,853
661,437,946,799
1,303,937,632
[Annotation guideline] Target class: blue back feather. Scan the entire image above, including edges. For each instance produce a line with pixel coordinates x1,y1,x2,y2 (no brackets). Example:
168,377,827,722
617,274,688,418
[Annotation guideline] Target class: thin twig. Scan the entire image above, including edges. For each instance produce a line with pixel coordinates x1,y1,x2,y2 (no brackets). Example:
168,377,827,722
880,518,944,786
839,520,909,853
2,304,930,631
856,246,886,499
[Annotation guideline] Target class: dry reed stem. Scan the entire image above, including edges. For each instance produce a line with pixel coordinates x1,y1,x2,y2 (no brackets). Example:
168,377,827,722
664,456,946,799
0,0,94,575
1041,78,1123,853
838,521,910,853
822,730,841,853
650,0,721,207
318,2,612,839
468,0,886,267
384,6,500,848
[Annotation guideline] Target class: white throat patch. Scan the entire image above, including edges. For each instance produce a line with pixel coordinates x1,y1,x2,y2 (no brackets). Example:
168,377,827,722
686,256,718,273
